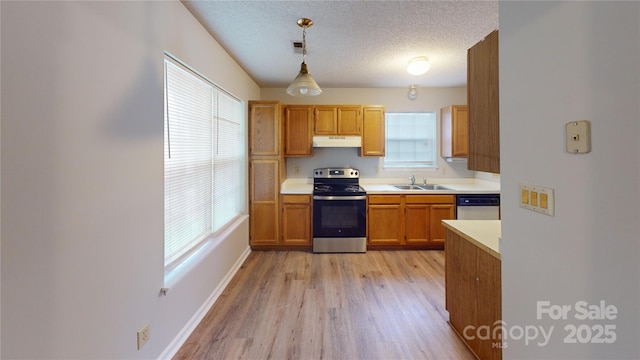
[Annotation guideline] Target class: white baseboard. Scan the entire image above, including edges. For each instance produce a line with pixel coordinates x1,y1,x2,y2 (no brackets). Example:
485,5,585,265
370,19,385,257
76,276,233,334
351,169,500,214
157,245,252,360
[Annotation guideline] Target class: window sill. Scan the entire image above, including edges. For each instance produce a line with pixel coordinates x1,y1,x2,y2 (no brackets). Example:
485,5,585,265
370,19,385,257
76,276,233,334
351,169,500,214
163,214,248,289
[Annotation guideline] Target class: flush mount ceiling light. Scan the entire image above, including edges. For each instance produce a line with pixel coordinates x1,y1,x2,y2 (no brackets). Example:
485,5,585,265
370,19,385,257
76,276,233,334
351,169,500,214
407,56,431,76
286,18,322,97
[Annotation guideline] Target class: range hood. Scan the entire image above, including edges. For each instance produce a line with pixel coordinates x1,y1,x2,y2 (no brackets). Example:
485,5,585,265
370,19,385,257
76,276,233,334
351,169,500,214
312,136,362,148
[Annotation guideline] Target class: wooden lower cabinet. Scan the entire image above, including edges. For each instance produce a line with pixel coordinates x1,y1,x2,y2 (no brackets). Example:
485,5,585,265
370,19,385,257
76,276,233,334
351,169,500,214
281,194,312,246
367,194,455,249
445,229,502,360
367,195,403,245
430,204,456,244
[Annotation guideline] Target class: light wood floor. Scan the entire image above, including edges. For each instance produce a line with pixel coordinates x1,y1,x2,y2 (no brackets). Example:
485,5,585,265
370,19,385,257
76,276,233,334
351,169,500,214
173,250,474,360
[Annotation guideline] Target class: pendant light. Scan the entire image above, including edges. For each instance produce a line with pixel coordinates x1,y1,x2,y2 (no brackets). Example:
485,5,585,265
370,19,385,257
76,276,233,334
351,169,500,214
287,18,322,97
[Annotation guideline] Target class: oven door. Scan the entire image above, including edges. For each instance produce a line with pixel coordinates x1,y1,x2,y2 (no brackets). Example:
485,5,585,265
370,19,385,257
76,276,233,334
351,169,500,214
313,195,366,238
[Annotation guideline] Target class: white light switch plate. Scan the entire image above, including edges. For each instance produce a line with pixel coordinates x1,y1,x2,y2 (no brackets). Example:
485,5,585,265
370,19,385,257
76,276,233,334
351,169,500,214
566,120,591,153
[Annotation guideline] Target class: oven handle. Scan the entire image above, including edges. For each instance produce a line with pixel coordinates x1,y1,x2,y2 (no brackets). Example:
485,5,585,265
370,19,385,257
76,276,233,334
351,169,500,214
313,195,367,201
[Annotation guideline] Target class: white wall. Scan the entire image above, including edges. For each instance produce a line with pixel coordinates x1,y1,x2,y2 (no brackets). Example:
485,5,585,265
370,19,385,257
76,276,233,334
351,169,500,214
1,2,259,359
262,87,479,180
500,2,639,359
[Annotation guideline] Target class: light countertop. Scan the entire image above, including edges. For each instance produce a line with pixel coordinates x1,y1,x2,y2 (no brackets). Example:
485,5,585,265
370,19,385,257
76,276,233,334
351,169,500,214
281,178,500,195
441,220,501,259
280,179,314,194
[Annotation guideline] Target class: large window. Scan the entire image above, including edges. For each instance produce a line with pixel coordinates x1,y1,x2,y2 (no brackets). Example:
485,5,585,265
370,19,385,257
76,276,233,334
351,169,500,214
164,56,244,271
384,112,437,168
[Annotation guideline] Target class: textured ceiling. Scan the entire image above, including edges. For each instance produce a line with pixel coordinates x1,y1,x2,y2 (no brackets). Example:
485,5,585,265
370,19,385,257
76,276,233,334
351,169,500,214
182,1,498,88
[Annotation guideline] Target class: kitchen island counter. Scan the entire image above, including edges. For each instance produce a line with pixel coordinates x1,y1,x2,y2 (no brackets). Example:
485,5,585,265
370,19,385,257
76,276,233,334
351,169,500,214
443,219,502,359
442,220,501,259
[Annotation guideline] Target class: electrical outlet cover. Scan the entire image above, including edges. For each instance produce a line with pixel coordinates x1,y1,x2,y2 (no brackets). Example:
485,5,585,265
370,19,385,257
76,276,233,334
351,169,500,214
137,323,150,350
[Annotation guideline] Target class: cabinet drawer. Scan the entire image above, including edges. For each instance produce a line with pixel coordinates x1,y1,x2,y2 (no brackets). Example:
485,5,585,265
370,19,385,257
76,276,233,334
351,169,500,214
368,195,402,204
282,194,311,204
405,194,455,204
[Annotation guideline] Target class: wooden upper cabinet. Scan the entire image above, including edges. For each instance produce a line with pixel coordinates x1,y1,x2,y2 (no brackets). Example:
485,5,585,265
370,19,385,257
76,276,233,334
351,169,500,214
313,105,363,135
361,106,385,157
337,106,363,135
314,106,337,135
441,105,469,158
249,101,281,156
468,29,500,173
284,105,313,157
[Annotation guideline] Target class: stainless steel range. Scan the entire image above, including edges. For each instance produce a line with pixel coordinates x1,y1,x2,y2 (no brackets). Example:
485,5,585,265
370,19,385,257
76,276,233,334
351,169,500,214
312,167,367,253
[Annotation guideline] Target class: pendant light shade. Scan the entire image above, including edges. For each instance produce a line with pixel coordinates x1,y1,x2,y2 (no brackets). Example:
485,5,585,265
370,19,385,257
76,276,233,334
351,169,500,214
287,63,322,96
287,18,322,97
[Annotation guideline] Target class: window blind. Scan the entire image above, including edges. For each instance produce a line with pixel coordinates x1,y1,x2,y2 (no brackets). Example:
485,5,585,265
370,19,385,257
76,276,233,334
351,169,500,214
384,112,437,168
164,58,243,270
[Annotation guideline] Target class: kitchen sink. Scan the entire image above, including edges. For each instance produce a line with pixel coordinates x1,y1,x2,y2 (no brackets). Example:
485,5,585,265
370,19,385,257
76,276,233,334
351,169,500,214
393,184,424,190
420,184,452,190
392,184,452,191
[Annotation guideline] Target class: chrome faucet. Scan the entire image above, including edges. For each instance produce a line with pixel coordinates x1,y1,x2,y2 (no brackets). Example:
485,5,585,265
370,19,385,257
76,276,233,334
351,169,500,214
409,175,415,185
423,177,428,185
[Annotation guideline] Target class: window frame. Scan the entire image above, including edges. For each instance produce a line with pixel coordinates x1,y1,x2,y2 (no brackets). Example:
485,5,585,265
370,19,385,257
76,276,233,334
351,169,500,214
163,54,245,274
383,112,438,169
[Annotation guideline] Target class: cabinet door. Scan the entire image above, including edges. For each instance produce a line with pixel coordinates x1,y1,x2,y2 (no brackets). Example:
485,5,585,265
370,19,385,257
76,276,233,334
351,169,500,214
367,195,403,245
249,159,280,245
361,106,385,156
281,195,311,246
429,204,456,245
441,105,469,158
314,106,337,135
476,250,502,360
468,30,500,173
405,204,429,245
249,101,280,156
452,106,469,157
337,106,363,135
368,205,403,245
447,232,479,351
284,106,313,157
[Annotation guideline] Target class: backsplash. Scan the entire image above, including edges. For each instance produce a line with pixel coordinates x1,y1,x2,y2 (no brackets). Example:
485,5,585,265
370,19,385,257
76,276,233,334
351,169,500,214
285,147,480,180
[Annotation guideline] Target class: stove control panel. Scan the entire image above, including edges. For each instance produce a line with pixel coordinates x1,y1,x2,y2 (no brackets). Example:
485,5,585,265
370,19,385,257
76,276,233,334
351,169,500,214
313,167,359,178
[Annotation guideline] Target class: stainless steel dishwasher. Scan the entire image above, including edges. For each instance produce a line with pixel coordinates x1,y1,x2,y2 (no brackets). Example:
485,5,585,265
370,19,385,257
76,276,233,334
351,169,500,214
456,194,500,220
